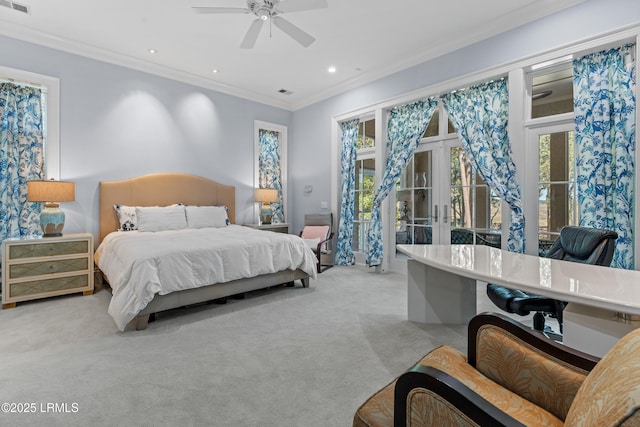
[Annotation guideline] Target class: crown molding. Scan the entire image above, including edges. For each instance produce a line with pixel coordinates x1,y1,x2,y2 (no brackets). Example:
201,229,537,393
0,21,294,110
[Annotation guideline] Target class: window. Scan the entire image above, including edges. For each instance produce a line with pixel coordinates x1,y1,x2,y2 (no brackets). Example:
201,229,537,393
527,63,577,254
531,67,573,119
254,121,287,224
356,119,375,149
353,119,375,253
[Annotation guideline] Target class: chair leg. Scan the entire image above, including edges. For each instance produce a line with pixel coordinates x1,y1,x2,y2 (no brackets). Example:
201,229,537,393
533,312,546,331
555,300,565,334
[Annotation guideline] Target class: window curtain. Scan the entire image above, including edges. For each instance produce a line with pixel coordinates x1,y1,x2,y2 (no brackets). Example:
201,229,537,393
573,44,636,269
365,99,437,266
258,129,284,223
441,79,525,253
0,82,44,242
335,119,360,265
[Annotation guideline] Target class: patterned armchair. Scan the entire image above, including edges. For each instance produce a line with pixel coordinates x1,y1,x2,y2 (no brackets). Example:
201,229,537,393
353,313,640,426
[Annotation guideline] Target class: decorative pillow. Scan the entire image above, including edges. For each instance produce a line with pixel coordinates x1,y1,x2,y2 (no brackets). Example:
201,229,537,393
114,204,138,231
185,205,230,228
136,206,187,232
301,225,331,252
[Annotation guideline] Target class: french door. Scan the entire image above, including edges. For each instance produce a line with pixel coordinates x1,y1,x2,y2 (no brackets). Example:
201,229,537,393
393,139,457,256
392,137,502,268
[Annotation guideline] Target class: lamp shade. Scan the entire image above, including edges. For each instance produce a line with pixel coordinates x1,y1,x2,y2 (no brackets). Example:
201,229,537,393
28,180,75,202
254,188,278,203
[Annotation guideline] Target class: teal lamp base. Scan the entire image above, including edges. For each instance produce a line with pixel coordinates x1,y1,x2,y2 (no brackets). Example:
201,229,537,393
40,203,66,237
259,203,273,225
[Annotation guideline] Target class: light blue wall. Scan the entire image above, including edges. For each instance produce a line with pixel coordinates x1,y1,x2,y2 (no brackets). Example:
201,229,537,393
289,0,640,234
0,35,292,239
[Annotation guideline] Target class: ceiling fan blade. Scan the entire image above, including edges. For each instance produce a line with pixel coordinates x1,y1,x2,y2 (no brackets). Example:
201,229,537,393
192,6,250,14
240,18,265,49
276,0,328,14
272,16,315,47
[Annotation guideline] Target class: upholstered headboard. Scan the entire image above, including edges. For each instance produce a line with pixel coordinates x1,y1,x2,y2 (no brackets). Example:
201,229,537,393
99,173,236,243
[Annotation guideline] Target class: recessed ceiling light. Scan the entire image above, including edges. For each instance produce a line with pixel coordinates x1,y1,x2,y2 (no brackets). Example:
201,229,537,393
328,66,336,74
212,69,219,74
148,48,157,54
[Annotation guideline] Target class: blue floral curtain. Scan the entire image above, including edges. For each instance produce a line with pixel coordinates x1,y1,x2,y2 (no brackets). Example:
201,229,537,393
366,99,437,266
0,82,44,243
573,44,636,269
441,79,525,253
335,119,360,265
258,129,284,223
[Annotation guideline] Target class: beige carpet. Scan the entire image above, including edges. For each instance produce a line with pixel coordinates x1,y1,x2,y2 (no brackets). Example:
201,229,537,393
0,265,521,426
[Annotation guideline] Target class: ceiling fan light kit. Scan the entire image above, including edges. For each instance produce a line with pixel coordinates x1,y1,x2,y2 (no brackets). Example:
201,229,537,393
193,0,328,49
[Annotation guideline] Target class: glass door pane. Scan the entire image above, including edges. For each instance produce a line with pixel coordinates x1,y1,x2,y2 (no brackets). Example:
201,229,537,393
538,130,576,253
354,158,375,252
396,150,433,253
450,146,502,248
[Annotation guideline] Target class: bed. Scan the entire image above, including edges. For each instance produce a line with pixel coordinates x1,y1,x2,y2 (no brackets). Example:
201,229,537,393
95,173,317,331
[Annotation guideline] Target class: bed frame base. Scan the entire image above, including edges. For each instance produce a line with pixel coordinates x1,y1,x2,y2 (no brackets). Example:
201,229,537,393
130,269,309,330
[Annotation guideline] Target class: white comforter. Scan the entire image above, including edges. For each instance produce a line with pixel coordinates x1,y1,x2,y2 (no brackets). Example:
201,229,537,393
95,225,318,330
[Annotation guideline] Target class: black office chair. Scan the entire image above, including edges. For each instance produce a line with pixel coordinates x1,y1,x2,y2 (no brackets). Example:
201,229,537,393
486,226,618,334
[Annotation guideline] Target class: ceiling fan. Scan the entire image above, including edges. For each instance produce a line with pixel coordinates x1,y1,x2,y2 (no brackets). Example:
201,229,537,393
193,0,328,49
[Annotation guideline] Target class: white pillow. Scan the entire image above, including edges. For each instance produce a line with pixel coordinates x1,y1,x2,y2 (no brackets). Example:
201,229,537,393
185,206,230,228
136,206,187,232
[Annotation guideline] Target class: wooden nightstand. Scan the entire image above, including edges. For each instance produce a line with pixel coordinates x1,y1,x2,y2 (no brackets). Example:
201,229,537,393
242,223,289,234
1,233,94,309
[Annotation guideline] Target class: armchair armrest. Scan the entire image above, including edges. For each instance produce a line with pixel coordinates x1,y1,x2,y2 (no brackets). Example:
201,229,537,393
316,232,334,253
394,365,526,427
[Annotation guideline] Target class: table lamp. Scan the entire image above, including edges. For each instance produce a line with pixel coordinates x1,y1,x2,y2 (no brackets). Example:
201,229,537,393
28,179,76,237
254,188,278,225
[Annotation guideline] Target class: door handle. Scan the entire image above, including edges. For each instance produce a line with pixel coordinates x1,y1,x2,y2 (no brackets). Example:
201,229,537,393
443,205,448,223
433,205,438,223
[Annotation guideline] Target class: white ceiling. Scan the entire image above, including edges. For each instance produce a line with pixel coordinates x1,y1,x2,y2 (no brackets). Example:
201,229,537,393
0,0,584,110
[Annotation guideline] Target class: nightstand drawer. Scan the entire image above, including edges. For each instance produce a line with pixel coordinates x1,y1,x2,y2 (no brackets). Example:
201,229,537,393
9,257,89,279
8,274,90,298
9,240,89,260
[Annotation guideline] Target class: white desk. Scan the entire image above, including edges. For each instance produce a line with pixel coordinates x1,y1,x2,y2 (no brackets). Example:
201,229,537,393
397,244,640,356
